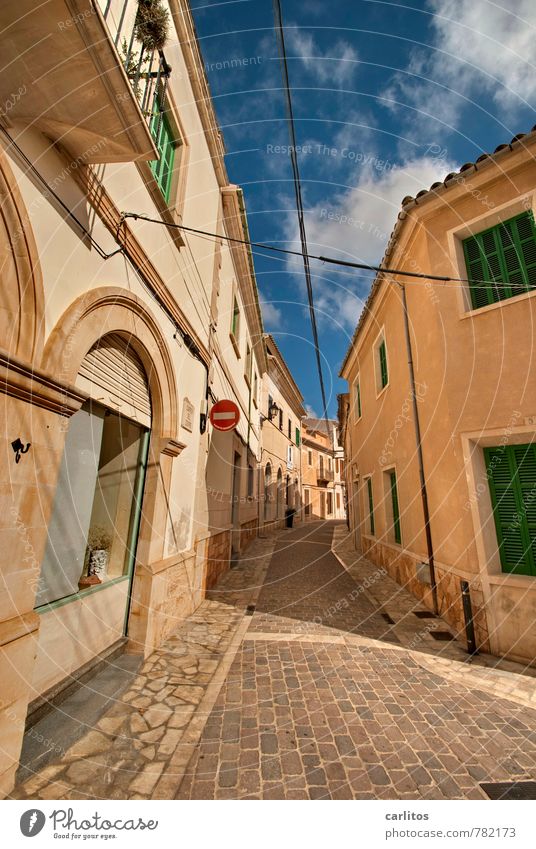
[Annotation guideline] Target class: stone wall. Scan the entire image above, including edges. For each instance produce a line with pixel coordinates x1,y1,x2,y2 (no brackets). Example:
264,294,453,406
204,530,232,591
361,537,490,653
237,518,258,553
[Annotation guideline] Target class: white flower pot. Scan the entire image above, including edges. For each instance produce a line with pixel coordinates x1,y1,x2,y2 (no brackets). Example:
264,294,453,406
89,549,109,579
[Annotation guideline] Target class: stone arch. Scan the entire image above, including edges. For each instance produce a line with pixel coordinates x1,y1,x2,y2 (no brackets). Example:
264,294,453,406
0,147,45,363
41,287,178,439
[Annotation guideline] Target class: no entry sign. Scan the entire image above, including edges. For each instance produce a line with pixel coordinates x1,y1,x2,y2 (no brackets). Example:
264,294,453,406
209,399,240,431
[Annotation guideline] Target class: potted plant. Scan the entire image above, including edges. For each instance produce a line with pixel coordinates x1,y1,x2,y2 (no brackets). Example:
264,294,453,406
135,0,170,52
79,526,113,589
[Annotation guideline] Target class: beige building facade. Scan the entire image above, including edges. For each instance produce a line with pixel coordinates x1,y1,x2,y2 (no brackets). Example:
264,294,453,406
340,127,536,667
0,0,267,796
260,335,305,531
301,419,346,522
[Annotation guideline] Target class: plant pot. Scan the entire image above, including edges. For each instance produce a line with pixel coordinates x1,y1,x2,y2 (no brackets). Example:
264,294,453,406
78,573,102,590
89,549,109,579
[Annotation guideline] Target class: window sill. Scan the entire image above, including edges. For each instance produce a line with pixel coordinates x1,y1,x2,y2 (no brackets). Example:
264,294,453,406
35,575,129,613
229,333,241,358
460,287,536,319
137,161,184,249
375,383,389,401
487,571,536,587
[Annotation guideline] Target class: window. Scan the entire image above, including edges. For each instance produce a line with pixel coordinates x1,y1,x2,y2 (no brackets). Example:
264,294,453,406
268,394,273,417
389,470,402,544
366,477,375,536
378,339,388,390
308,450,312,465
463,211,536,310
245,343,252,383
150,103,176,202
231,297,240,344
295,427,300,446
354,377,362,419
288,418,292,439
305,488,311,516
279,408,283,430
287,444,293,468
336,492,341,510
485,444,536,576
36,403,149,606
327,492,333,515
247,464,254,497
253,372,258,406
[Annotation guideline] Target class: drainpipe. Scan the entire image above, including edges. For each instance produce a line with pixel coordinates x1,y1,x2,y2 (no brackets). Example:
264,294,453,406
399,282,439,615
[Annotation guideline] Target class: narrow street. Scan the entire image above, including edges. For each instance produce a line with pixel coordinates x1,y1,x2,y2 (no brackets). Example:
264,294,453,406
12,522,536,802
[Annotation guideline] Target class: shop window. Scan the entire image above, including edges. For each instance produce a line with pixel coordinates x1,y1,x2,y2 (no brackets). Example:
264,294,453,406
463,211,536,310
485,444,536,576
36,402,149,606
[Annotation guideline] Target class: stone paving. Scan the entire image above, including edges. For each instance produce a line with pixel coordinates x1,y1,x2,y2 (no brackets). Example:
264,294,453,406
11,521,536,800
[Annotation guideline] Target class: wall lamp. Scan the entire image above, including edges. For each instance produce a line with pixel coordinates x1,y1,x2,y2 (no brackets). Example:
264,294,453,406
12,438,31,463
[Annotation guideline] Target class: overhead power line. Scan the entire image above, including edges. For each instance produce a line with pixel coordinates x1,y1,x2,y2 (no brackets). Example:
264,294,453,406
121,213,533,291
272,0,331,432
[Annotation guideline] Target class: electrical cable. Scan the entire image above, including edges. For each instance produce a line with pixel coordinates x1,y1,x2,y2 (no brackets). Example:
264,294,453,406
119,212,532,292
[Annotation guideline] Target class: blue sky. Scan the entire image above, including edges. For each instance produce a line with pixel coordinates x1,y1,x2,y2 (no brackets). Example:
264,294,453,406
191,0,536,416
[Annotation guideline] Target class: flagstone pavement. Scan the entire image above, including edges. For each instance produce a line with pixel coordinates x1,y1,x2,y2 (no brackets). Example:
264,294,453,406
11,522,536,800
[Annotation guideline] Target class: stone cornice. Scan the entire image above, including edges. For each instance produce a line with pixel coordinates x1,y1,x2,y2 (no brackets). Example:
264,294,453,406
0,349,87,416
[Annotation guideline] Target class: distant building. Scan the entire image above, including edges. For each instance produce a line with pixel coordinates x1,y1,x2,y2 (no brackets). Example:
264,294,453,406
261,335,305,530
301,418,346,522
340,127,536,666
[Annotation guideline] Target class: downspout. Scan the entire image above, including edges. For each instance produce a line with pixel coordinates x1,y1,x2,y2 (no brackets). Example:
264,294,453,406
399,282,439,615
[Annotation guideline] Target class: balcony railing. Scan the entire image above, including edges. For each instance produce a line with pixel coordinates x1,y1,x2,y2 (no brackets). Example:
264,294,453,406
317,466,334,483
102,0,172,141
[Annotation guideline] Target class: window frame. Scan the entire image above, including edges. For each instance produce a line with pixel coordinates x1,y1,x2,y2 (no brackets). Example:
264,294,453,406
365,476,375,536
463,210,536,311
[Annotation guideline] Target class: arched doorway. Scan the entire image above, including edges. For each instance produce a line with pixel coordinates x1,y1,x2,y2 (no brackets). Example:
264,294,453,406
264,463,272,520
34,334,152,694
277,467,283,519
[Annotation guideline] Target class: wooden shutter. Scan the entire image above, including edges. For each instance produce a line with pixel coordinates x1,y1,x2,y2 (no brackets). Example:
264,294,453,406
485,444,536,576
390,470,401,544
76,333,151,428
367,477,375,535
150,108,176,202
379,341,388,388
357,380,362,418
464,211,536,309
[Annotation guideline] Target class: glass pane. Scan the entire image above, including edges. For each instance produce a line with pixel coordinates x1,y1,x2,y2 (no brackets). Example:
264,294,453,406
85,411,145,582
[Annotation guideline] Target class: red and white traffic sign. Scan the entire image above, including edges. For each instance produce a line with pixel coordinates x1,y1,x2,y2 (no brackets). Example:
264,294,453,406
209,399,240,431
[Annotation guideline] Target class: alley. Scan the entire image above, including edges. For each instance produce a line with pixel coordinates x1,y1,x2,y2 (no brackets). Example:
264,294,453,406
12,522,536,802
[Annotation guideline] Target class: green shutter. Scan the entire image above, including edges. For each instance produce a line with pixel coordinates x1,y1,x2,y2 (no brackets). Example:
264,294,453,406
390,470,401,544
356,380,362,418
295,427,300,446
379,341,388,388
367,477,375,536
150,103,176,202
485,444,536,576
463,211,536,309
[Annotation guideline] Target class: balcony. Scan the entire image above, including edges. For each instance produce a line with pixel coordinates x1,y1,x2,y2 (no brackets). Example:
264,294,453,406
0,0,159,163
317,466,334,484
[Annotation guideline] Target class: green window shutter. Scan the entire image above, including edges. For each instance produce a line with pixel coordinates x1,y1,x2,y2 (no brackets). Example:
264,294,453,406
485,444,536,576
367,477,375,536
356,380,362,418
295,427,300,446
150,104,176,202
463,211,536,310
379,341,388,388
390,470,401,544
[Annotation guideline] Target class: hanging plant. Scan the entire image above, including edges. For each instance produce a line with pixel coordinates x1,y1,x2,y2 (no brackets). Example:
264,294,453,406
135,0,170,52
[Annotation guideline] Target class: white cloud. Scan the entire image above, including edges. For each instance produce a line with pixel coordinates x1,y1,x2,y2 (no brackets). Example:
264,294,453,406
383,0,536,133
285,28,359,85
259,295,283,329
282,154,457,331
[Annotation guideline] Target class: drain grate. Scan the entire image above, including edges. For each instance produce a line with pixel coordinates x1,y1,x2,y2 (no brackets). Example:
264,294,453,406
381,612,395,625
480,781,536,800
429,630,455,641
413,610,436,619
245,604,256,616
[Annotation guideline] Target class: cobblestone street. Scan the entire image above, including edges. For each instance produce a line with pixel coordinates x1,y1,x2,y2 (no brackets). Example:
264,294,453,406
12,522,536,801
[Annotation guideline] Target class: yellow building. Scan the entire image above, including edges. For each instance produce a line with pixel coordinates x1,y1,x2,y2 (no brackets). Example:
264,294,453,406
260,335,305,530
301,419,346,521
340,127,536,666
